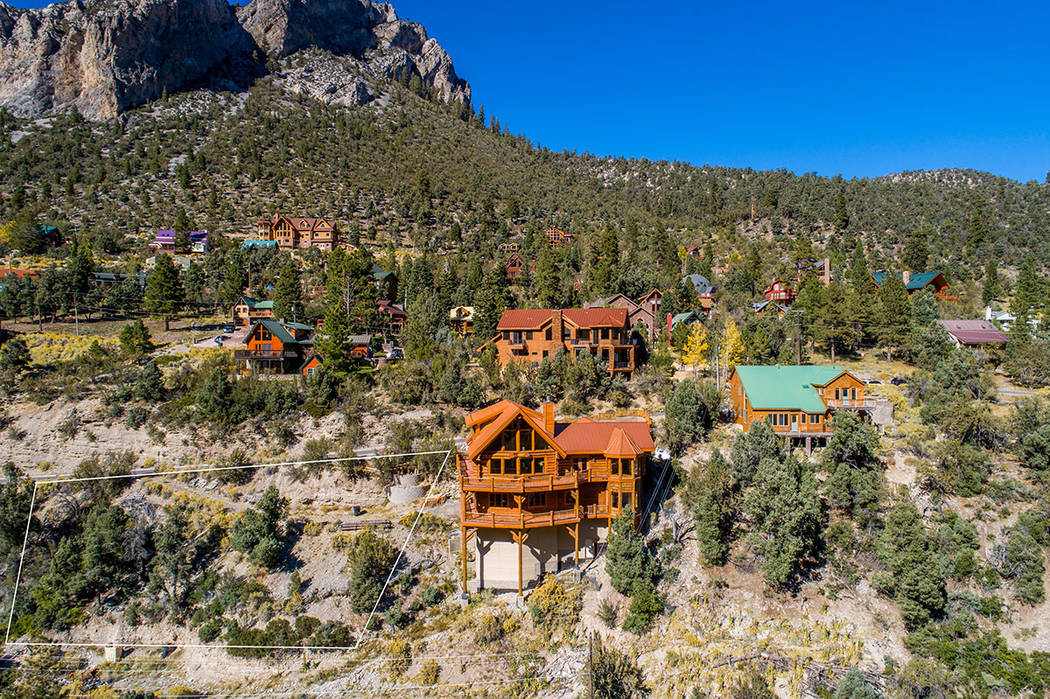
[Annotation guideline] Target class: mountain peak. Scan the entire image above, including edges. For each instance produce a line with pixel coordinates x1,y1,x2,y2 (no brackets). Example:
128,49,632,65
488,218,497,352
0,0,469,120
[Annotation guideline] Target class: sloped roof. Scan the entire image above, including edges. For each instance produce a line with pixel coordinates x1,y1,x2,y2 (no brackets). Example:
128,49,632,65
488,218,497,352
937,320,1009,345
732,365,849,412
671,311,704,327
240,296,274,310
466,401,562,460
872,271,944,291
554,418,654,454
602,428,644,457
449,306,475,320
496,308,629,331
683,274,714,295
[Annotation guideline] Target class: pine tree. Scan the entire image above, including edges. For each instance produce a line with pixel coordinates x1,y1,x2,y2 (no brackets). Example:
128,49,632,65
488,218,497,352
902,229,930,273
833,186,849,230
686,450,734,565
144,253,184,331
982,258,1002,306
745,455,823,588
218,260,247,308
664,379,711,456
272,259,303,322
1011,257,1041,320
605,507,653,595
876,502,946,629
823,411,882,522
875,275,911,360
473,265,508,341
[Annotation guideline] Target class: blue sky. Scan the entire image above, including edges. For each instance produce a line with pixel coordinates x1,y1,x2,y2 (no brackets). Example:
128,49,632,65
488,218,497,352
10,0,1050,181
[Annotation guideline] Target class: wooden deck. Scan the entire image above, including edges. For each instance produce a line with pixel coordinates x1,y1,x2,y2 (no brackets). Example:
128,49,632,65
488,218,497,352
461,504,612,529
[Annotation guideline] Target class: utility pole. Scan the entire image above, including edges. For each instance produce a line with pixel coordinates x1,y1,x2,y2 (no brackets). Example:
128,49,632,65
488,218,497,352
74,294,79,337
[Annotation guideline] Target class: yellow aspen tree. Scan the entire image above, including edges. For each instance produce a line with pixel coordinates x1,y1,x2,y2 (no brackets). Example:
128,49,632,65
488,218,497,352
680,323,709,375
720,318,744,373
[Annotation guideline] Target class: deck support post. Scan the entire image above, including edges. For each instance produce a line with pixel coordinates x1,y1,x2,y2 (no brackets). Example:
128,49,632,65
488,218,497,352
511,530,529,596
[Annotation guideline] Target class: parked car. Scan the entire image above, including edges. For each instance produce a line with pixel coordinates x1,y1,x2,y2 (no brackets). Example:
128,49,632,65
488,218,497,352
890,376,907,386
223,322,236,333
864,378,882,385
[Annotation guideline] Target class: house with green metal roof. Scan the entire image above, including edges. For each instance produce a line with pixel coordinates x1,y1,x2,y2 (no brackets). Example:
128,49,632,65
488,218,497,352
728,364,873,450
871,270,953,299
232,295,276,326
235,318,316,375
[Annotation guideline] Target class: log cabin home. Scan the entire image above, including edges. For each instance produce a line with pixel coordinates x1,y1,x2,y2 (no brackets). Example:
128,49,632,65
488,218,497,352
375,300,406,334
235,319,315,374
449,306,475,335
505,252,527,281
232,296,275,327
728,365,873,452
544,225,574,248
486,308,636,378
872,271,954,300
258,215,339,251
459,400,655,593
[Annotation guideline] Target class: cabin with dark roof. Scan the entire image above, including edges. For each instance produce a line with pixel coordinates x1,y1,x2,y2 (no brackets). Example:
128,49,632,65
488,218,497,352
235,319,315,374
872,271,954,299
458,400,654,593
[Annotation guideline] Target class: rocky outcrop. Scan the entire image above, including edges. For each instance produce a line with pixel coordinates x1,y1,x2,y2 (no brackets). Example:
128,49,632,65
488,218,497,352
0,0,257,120
239,0,470,106
0,0,470,120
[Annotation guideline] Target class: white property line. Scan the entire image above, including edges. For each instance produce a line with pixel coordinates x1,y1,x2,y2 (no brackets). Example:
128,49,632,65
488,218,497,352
4,450,454,652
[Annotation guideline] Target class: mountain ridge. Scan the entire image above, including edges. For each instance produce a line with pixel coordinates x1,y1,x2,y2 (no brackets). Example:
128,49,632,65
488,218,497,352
0,0,469,120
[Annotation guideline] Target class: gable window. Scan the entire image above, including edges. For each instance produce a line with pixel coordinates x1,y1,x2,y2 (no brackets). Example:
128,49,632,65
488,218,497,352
261,328,272,341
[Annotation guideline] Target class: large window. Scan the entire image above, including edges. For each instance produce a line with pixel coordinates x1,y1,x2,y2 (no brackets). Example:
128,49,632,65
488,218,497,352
490,493,510,508
610,458,634,476
527,493,546,508
500,418,539,452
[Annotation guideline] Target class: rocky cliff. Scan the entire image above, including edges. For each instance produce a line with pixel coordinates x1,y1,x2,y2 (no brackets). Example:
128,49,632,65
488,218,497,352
0,0,256,120
0,0,470,120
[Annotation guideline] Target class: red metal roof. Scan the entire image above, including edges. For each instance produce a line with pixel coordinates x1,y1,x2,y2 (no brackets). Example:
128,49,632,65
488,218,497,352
554,418,655,454
496,308,628,331
937,320,1009,345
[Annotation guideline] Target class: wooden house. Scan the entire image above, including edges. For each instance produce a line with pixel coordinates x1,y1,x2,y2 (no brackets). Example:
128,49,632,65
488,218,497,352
485,308,636,378
301,355,323,378
544,226,574,248
449,306,475,336
728,365,872,451
585,293,658,343
258,215,340,251
232,296,275,327
872,271,954,300
376,300,406,334
235,319,315,374
505,253,527,281
458,400,654,593
763,278,796,303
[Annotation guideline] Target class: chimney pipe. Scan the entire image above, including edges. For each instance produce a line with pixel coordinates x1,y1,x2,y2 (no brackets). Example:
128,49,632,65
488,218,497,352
543,402,555,435
902,270,910,286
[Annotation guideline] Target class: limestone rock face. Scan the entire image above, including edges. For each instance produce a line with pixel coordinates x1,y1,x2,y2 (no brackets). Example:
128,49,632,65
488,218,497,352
0,0,470,119
0,0,256,120
240,0,470,106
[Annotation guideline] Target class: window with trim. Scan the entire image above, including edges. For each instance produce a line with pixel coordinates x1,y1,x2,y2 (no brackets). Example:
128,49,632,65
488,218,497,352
611,492,619,508
527,493,546,508
621,492,632,510
490,493,510,508
545,328,552,341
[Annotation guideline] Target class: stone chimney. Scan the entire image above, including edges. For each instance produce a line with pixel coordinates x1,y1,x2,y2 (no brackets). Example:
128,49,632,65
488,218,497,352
543,402,555,435
902,270,911,286
552,309,563,344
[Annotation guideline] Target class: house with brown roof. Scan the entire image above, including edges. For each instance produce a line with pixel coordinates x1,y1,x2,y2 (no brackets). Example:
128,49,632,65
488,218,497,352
585,293,660,343
487,308,636,378
458,400,655,592
505,252,528,281
258,214,340,251
937,320,1009,348
449,306,475,336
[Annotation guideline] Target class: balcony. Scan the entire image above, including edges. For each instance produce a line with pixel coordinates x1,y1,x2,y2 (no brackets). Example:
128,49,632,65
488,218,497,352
234,349,299,361
460,470,591,493
826,398,876,410
462,504,614,529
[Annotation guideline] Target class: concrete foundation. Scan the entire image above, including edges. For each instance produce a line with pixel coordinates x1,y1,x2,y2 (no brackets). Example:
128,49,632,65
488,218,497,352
468,521,609,593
